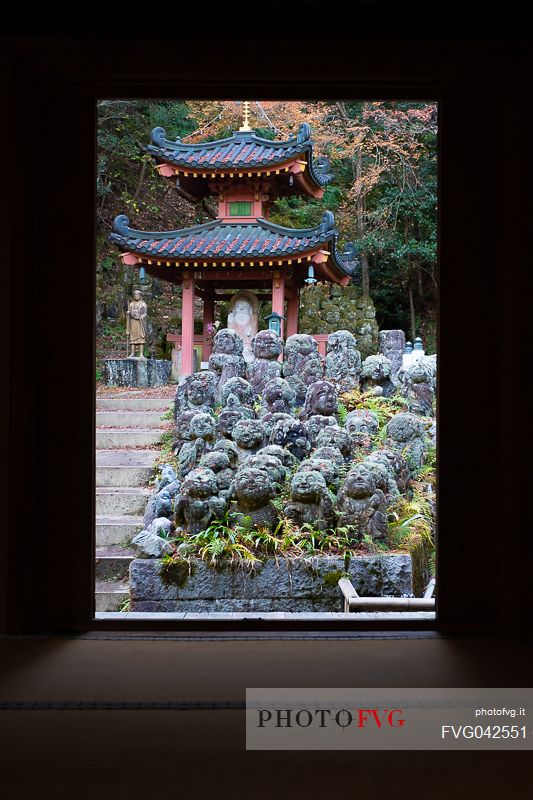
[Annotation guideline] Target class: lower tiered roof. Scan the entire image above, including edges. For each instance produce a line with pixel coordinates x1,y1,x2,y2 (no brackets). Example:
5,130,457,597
110,212,358,285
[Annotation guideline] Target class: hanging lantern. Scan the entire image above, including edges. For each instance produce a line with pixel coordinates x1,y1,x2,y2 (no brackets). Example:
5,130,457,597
304,264,317,285
139,266,146,281
264,311,285,337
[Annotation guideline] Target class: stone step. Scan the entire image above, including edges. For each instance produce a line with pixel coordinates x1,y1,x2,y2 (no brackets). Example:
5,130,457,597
96,487,151,516
97,398,173,411
96,465,154,487
95,580,130,612
95,547,135,581
96,515,144,546
96,411,168,428
96,449,159,467
96,429,165,448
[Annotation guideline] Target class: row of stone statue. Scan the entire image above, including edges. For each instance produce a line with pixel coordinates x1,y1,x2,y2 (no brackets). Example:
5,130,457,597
182,327,436,418
131,335,435,558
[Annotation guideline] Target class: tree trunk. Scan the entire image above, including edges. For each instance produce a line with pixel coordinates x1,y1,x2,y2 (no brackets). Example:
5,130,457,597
134,160,147,200
355,150,370,296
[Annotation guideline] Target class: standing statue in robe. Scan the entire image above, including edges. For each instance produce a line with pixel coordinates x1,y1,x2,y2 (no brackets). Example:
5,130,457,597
126,290,147,358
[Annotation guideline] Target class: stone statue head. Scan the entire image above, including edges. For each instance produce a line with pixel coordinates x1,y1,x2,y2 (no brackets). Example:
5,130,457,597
186,371,217,407
316,425,352,459
284,333,319,358
298,458,339,488
181,467,218,498
345,409,379,437
132,290,142,301
213,439,240,468
234,466,274,504
252,329,283,360
189,413,216,442
221,377,255,407
302,380,338,419
344,464,377,499
212,328,244,356
327,329,357,352
290,470,327,503
361,355,392,382
261,378,296,413
386,413,424,443
233,418,265,451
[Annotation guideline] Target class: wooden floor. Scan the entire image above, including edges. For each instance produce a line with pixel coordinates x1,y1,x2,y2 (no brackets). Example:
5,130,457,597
1,633,532,797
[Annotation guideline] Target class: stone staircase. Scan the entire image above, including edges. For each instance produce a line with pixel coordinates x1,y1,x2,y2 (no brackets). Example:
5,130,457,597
95,394,173,611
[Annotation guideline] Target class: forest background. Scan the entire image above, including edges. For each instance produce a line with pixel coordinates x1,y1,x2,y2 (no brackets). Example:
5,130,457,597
96,99,437,370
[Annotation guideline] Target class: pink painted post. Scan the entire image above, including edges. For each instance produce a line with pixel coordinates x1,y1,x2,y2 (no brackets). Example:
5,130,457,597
181,272,195,376
286,291,299,337
203,289,215,361
271,271,285,340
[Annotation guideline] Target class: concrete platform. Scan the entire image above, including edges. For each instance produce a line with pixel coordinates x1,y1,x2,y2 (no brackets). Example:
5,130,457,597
96,547,135,581
95,581,129,612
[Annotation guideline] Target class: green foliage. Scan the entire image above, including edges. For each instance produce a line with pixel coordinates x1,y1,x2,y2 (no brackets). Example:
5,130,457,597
160,554,195,588
336,402,348,426
338,388,408,428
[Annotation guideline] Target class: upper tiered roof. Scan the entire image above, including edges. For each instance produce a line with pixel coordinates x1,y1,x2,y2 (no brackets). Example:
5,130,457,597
147,123,332,200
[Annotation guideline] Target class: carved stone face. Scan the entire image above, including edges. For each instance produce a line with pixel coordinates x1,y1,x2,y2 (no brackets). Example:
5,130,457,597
133,290,142,301
234,466,272,502
313,383,337,416
387,413,424,442
327,330,356,353
187,372,215,406
252,330,283,360
233,419,265,450
290,470,326,503
298,458,338,487
362,355,392,382
344,465,376,498
213,328,243,356
199,451,230,473
345,410,379,437
182,468,217,498
189,413,215,441
233,299,252,321
213,439,240,468
221,377,254,407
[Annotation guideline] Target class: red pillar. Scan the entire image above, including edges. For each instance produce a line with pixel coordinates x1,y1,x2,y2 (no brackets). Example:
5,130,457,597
286,289,299,338
202,287,215,361
181,272,195,376
272,270,285,339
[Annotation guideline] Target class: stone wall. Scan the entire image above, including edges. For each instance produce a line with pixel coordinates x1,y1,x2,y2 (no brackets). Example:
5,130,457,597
299,284,379,358
130,554,413,613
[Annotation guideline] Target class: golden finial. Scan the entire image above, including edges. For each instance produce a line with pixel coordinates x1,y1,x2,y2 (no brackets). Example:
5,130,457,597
239,100,252,132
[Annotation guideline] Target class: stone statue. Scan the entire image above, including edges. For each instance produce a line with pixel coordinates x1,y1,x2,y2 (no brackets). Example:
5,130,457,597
232,465,279,530
283,470,336,531
367,448,410,494
301,380,338,420
282,334,324,406
216,394,255,439
401,357,436,417
174,467,228,535
297,457,340,491
315,425,353,462
212,439,240,470
305,414,338,448
360,355,396,397
324,330,362,393
246,329,283,395
336,464,389,542
220,376,255,408
174,370,217,418
227,291,259,363
345,409,379,454
312,445,345,467
270,416,311,462
126,290,147,358
247,452,287,488
259,378,297,422
199,450,235,501
232,418,266,461
256,444,299,471
208,328,246,400
176,413,216,479
379,330,406,385
384,413,426,474
362,453,400,504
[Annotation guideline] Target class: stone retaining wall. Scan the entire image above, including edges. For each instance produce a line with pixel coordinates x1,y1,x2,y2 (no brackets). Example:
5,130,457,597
130,554,412,612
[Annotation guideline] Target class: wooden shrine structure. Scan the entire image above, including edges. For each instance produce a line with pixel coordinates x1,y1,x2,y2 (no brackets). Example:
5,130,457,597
110,107,358,376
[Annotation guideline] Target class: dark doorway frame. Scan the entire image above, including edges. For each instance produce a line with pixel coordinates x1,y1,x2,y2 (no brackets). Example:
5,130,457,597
2,38,528,637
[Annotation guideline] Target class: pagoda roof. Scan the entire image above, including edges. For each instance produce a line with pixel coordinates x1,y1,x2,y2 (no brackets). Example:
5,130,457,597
110,212,357,284
147,123,332,195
